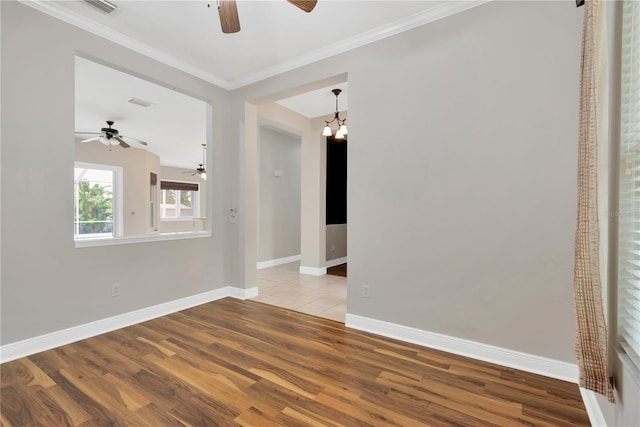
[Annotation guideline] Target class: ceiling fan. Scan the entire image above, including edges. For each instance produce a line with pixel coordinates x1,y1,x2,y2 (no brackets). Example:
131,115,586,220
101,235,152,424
184,144,207,180
216,0,317,33
76,120,148,148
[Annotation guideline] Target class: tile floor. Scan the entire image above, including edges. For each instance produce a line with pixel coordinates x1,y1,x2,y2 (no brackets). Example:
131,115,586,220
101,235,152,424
250,261,347,322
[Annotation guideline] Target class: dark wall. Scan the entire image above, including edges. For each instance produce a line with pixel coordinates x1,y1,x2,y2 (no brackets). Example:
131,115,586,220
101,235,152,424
326,137,347,224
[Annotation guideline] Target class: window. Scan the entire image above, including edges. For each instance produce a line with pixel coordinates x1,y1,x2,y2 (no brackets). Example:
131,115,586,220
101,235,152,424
160,181,199,220
74,163,122,238
617,0,640,370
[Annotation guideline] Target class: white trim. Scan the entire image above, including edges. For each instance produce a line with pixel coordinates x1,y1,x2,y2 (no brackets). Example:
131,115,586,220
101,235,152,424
345,313,579,383
325,256,347,269
299,265,327,276
579,388,609,427
227,286,259,300
257,254,301,270
19,0,490,90
75,231,211,248
0,286,250,363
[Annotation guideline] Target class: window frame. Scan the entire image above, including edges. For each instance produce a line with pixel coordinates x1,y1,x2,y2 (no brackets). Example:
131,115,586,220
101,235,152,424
74,162,123,240
159,180,200,221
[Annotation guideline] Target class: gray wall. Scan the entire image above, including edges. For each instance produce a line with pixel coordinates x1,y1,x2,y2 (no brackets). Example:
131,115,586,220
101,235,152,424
346,1,581,362
258,127,301,262
230,1,582,364
1,1,230,344
326,224,347,261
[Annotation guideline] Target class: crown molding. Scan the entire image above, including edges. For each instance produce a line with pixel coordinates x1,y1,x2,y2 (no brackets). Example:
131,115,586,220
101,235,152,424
18,0,230,89
225,0,491,89
19,0,490,91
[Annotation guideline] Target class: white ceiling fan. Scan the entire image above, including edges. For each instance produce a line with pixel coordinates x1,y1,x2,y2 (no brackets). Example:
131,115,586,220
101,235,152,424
76,121,148,149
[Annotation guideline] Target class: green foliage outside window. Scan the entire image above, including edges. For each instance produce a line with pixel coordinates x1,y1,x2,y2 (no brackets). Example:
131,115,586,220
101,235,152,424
76,181,113,234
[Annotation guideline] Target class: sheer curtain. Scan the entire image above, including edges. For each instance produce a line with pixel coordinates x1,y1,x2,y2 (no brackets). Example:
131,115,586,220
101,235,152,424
573,0,615,402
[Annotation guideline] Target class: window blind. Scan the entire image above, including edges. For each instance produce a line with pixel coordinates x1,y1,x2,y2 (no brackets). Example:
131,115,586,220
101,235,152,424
160,181,199,192
618,0,640,370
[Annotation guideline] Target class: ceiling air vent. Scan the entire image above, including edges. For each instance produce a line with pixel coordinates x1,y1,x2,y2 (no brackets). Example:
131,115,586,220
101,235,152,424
83,0,117,14
128,97,153,108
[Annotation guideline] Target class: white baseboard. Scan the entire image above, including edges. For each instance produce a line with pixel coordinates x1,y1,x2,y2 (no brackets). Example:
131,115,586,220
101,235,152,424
257,254,301,270
325,256,347,268
345,313,579,383
228,286,259,300
299,265,327,276
0,286,254,363
579,388,609,427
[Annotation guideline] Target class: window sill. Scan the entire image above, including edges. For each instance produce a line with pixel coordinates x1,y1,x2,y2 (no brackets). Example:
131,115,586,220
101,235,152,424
74,231,211,248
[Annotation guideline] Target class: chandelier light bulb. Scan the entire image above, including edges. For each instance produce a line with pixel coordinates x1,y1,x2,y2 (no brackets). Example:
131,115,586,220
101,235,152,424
339,124,348,135
322,125,333,137
335,130,345,140
201,172,207,181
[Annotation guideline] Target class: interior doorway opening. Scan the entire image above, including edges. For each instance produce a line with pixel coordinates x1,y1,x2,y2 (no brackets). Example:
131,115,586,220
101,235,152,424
244,75,349,322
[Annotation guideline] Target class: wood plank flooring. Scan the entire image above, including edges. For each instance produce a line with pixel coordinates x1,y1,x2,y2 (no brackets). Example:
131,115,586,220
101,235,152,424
326,264,347,277
1,298,590,426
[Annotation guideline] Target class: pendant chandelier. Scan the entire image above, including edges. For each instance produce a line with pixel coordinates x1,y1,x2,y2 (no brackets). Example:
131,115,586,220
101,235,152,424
322,88,348,140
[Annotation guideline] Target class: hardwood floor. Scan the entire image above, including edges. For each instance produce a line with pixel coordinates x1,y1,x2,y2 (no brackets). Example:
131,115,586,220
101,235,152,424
1,298,589,426
326,263,347,277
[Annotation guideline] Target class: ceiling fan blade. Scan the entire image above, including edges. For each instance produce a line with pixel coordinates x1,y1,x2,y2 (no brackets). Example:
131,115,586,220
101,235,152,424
80,136,100,143
115,136,130,148
218,0,240,33
287,0,317,13
121,136,148,146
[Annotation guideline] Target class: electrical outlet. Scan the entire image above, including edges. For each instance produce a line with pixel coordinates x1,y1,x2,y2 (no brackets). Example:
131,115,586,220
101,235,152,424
111,283,121,297
362,285,370,298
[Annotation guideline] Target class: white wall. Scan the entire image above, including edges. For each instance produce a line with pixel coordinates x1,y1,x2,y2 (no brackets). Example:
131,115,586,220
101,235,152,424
1,1,229,345
258,127,301,262
230,1,583,364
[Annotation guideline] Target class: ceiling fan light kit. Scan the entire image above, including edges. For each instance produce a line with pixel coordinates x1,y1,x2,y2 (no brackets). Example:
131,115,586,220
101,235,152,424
322,88,348,140
199,144,207,180
184,144,207,180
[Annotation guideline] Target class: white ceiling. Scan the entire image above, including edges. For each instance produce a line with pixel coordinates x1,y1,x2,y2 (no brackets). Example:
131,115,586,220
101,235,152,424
34,0,486,166
277,82,348,119
26,0,484,89
75,56,207,169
